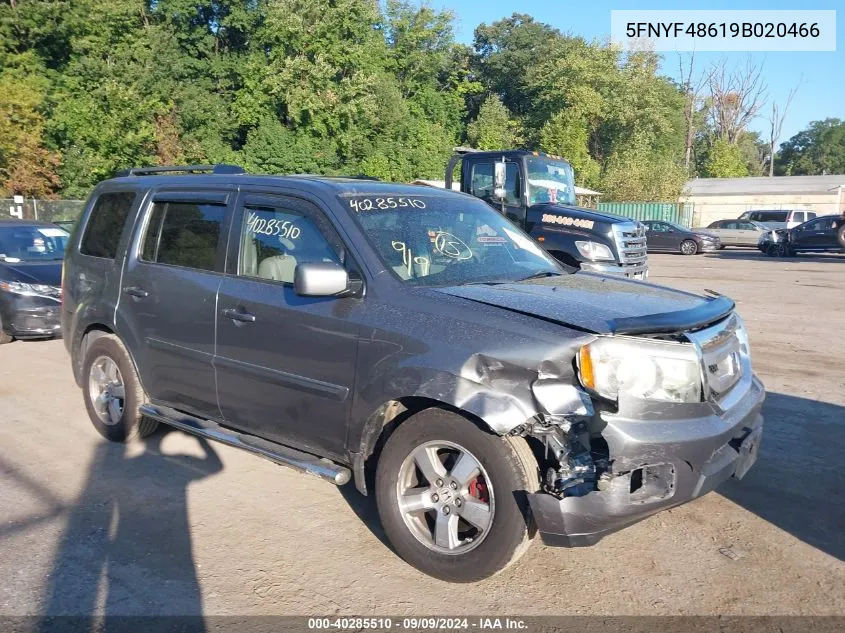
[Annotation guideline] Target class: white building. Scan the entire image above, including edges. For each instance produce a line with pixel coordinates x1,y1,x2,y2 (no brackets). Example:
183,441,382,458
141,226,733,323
682,175,845,226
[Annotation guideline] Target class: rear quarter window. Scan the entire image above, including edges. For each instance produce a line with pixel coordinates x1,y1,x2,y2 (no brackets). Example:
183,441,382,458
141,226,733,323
80,191,137,259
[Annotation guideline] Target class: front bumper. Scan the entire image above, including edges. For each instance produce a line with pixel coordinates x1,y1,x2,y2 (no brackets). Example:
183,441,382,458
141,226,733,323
0,292,62,339
528,374,765,547
580,261,648,280
699,240,721,252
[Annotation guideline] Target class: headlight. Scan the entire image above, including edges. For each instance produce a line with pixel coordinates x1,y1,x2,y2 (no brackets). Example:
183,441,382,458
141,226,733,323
0,281,36,295
577,337,703,403
575,241,614,261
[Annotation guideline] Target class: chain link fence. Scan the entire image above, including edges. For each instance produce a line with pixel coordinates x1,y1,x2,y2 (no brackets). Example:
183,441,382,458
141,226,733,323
2,198,86,224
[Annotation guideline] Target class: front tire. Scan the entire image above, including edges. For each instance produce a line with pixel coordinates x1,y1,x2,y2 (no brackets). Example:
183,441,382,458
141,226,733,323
375,408,539,582
680,239,698,255
81,333,158,442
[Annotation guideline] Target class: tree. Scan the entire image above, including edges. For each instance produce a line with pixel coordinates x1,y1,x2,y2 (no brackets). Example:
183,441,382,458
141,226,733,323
677,52,713,171
707,59,767,143
776,118,845,176
465,95,522,150
704,138,748,178
767,81,800,176
538,111,599,186
600,143,687,202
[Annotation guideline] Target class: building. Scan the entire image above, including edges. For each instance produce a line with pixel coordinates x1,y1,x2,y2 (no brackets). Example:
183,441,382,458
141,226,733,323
682,175,845,226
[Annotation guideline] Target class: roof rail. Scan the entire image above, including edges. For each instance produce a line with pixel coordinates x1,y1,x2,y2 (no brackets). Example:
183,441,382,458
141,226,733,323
122,164,246,177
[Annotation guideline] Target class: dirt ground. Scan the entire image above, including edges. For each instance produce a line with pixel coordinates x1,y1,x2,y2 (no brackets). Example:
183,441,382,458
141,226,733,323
1,250,843,617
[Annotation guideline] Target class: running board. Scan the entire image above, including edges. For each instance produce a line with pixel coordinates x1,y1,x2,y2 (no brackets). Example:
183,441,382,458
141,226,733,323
139,404,351,485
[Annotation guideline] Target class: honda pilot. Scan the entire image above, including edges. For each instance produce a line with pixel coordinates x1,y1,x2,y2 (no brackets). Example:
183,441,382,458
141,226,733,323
62,165,765,582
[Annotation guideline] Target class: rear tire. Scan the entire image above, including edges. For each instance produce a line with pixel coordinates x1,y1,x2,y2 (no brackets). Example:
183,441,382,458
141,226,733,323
680,239,698,255
837,225,845,249
375,408,539,582
81,333,158,442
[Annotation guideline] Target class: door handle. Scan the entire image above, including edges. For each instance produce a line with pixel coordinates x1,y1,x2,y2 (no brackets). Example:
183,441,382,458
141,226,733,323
222,308,256,323
123,286,149,298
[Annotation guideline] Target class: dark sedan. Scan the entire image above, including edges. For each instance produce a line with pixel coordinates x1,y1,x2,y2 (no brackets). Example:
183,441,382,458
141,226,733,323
759,215,845,257
0,219,68,344
642,220,720,255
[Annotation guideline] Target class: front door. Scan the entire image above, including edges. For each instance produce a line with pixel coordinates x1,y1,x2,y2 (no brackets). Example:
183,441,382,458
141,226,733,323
214,192,361,460
118,190,231,419
646,222,673,250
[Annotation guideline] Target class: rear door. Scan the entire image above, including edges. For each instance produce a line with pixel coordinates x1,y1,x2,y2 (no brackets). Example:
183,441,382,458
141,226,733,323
213,191,361,460
117,190,232,420
737,221,761,246
719,221,738,245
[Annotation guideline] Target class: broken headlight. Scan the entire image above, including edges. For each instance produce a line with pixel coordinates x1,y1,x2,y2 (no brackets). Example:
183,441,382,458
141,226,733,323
577,337,702,403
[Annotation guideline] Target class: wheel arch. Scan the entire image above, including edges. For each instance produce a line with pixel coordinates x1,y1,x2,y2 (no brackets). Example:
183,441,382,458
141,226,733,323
352,396,505,496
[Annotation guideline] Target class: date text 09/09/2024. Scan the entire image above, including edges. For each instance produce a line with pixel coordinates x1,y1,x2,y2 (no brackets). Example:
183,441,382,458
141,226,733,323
308,617,528,630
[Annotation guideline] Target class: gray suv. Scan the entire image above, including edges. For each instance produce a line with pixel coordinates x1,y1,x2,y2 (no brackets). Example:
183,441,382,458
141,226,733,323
62,165,765,582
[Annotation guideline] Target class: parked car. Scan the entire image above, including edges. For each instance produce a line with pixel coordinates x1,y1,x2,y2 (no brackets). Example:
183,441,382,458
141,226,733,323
62,165,764,582
642,220,720,255
759,215,845,257
696,219,768,247
739,209,815,230
0,219,68,344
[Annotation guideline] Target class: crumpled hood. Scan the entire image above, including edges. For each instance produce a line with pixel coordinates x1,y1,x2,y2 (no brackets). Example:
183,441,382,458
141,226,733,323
432,273,734,335
0,260,63,286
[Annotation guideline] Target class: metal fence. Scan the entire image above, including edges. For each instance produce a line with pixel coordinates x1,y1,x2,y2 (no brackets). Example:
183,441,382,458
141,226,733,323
3,198,86,223
597,202,695,227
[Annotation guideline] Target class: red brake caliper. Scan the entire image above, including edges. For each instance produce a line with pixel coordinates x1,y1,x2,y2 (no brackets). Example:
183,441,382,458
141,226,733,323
468,476,489,504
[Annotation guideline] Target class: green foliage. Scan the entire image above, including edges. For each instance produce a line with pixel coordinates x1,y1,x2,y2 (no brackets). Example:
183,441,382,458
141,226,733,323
1,2,768,202
776,118,845,175
466,95,523,150
704,139,749,178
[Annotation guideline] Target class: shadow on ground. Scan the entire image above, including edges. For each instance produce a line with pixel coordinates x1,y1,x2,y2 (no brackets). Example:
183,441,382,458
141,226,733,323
719,392,845,561
39,429,222,625
700,249,845,263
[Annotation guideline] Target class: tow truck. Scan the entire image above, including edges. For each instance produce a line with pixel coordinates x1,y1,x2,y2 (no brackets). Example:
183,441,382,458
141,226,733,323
442,149,648,279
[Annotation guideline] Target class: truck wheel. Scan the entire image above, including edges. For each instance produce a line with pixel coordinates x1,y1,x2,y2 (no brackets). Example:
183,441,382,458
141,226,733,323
680,239,698,255
837,225,845,248
81,333,158,442
375,408,539,582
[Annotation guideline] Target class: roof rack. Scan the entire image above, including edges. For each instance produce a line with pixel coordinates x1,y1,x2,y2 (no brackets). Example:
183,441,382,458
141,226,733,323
120,164,246,177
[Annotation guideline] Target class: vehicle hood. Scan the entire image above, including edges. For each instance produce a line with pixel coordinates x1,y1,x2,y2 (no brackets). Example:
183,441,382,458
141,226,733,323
0,260,63,285
432,274,734,335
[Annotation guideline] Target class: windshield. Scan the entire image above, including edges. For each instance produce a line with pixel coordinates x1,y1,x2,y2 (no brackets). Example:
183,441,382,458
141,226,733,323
526,157,576,206
340,192,563,286
0,225,69,262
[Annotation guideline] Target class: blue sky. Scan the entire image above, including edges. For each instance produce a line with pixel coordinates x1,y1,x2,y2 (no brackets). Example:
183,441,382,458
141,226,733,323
434,0,844,146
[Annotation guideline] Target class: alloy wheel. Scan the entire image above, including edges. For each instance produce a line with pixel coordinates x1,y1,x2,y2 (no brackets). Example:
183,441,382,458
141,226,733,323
88,356,125,426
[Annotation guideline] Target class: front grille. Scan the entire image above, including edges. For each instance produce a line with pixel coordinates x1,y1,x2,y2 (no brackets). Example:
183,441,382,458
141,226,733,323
613,222,648,265
686,314,744,401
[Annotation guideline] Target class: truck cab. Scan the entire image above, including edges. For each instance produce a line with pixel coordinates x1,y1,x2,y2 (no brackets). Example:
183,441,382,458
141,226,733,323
446,150,648,279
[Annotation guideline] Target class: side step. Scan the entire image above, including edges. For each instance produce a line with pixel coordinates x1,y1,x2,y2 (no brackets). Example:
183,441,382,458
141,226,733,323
140,404,351,485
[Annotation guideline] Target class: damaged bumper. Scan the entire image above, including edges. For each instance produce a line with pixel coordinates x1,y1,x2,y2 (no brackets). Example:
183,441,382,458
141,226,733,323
527,374,765,547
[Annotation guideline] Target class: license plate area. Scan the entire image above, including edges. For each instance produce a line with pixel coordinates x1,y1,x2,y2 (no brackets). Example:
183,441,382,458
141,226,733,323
733,426,762,480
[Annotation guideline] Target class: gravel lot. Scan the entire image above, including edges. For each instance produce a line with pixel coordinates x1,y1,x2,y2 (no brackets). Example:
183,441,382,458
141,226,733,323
1,251,843,617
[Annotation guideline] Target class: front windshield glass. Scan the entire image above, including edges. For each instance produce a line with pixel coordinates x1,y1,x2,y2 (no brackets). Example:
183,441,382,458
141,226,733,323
339,192,563,286
526,157,576,206
0,225,69,262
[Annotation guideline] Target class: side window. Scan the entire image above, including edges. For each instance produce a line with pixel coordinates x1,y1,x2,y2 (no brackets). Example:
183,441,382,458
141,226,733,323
80,191,136,259
807,212,817,220
708,221,722,228
740,222,756,230
724,221,738,230
141,201,225,272
470,162,521,205
470,163,494,200
792,211,805,223
238,205,341,284
801,219,821,231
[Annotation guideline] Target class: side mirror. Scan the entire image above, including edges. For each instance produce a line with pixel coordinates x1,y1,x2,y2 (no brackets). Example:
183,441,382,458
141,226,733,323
294,262,351,297
493,160,507,200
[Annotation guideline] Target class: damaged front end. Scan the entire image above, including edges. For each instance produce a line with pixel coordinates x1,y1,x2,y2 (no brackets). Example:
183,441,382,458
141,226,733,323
514,312,765,547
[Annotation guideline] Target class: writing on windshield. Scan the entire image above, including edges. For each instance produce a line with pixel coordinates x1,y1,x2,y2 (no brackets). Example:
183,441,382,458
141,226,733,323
340,192,561,286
